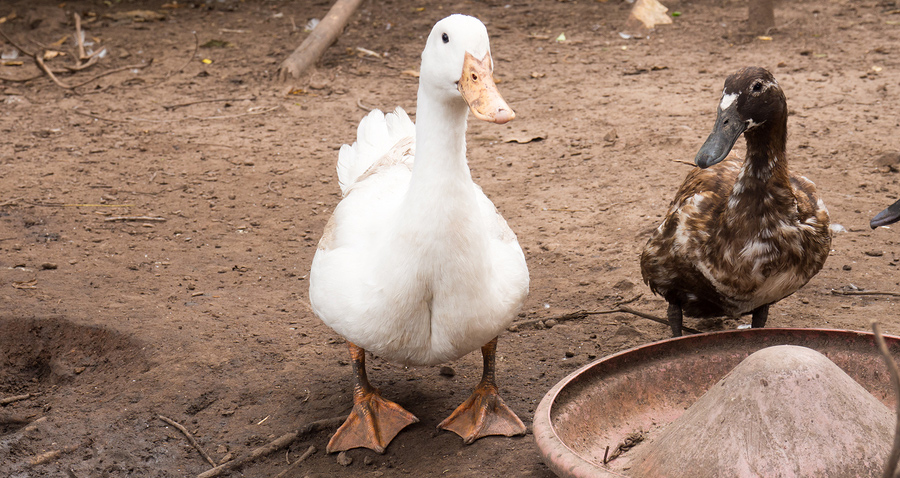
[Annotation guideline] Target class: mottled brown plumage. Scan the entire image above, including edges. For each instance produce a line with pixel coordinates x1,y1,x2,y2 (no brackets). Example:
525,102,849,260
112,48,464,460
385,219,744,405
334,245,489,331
641,67,831,336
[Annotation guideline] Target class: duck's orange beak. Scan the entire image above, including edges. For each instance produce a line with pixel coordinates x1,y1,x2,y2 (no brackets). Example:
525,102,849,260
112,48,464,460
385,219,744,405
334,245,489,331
458,52,515,124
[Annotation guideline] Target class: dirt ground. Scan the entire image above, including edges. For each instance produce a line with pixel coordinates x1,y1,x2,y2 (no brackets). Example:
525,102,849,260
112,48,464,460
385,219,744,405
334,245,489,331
1,0,899,476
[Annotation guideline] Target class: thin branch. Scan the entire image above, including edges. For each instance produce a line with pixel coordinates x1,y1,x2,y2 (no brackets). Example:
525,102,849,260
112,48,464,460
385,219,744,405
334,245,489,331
163,97,257,110
105,216,166,222
0,26,35,57
196,416,346,478
832,289,900,297
184,105,281,120
66,59,154,89
273,445,316,478
171,31,199,76
0,393,32,405
512,306,701,335
74,13,87,60
872,322,900,478
159,415,217,468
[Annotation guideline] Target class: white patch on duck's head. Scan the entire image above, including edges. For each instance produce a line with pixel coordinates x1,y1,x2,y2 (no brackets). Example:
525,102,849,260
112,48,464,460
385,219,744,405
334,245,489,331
719,92,739,111
420,15,492,101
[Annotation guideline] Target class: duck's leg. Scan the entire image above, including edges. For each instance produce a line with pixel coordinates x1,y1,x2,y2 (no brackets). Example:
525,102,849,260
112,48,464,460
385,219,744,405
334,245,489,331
438,337,526,445
667,301,684,337
326,342,419,454
751,304,769,328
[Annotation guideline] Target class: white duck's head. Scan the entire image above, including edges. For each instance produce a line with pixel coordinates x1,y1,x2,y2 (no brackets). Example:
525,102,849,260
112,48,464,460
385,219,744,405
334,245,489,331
419,14,514,124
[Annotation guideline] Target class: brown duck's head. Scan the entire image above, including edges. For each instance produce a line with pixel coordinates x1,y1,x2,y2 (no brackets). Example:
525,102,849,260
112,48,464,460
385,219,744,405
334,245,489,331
695,67,787,169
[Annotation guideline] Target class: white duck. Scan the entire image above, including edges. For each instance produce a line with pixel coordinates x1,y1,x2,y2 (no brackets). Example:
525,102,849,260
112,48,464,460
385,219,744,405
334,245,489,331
309,14,528,454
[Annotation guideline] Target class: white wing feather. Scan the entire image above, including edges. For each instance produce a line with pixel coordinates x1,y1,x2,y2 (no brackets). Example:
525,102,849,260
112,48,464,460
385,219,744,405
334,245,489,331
337,107,415,196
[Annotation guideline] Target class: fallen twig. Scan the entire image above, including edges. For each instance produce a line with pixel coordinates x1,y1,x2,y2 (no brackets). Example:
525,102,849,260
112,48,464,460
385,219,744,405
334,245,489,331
613,293,643,307
832,290,900,297
273,445,316,478
1,393,32,405
512,306,701,335
185,105,282,120
671,159,695,166
172,31,199,76
105,216,166,222
196,415,346,478
163,97,257,110
0,198,22,207
872,322,900,478
159,415,217,468
28,444,80,466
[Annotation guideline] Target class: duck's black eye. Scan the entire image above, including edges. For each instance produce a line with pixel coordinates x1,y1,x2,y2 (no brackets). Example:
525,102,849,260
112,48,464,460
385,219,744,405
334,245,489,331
442,33,449,44
752,81,762,92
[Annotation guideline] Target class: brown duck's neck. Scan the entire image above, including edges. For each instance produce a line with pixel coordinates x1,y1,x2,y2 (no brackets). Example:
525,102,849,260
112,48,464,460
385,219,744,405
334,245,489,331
725,124,795,225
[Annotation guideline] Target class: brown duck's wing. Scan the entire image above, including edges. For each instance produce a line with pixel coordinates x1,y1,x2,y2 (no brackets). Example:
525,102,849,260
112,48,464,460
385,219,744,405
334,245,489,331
640,159,742,311
789,173,829,227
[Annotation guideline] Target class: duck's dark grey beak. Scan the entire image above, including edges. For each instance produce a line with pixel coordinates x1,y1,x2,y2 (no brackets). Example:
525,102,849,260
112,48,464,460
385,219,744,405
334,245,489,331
694,106,747,169
870,199,900,228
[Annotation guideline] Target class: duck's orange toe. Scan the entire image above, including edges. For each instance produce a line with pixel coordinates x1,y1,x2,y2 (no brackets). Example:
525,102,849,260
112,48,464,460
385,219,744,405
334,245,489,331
327,391,419,454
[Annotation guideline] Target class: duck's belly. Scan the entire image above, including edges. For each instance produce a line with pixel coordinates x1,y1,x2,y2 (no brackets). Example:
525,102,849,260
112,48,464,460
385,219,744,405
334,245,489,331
673,262,811,318
309,248,528,366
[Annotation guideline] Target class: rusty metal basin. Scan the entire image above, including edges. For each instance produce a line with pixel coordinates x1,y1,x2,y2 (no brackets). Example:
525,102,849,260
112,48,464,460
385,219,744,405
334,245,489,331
533,328,900,478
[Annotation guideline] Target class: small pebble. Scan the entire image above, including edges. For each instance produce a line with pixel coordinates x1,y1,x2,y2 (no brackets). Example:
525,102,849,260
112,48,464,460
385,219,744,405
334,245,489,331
336,451,352,466
564,350,575,358
544,319,558,328
40,262,57,270
363,455,374,466
439,366,455,377
842,265,852,271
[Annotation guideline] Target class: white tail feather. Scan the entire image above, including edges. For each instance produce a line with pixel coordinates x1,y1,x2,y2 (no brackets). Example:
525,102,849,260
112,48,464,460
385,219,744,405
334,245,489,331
337,107,415,195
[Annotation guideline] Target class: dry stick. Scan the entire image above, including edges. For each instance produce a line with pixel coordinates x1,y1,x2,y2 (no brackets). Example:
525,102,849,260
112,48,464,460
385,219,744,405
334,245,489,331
184,105,281,120
171,31,199,76
105,216,166,222
158,415,217,468
196,416,347,478
273,445,316,478
34,54,73,89
28,443,80,466
512,307,701,335
0,26,35,57
73,13,87,60
872,322,900,478
277,0,364,80
0,393,32,405
65,60,153,89
832,290,900,297
163,97,257,110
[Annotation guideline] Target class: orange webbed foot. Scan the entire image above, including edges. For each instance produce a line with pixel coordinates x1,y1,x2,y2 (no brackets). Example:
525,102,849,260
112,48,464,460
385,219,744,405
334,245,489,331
438,337,525,444
438,384,526,444
327,389,419,454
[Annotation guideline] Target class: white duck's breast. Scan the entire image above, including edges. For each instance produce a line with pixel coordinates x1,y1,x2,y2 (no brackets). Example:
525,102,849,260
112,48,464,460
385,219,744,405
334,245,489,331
310,176,527,366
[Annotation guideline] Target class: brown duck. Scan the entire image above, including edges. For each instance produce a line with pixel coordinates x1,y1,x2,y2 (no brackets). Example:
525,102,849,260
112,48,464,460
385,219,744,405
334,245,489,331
641,66,831,337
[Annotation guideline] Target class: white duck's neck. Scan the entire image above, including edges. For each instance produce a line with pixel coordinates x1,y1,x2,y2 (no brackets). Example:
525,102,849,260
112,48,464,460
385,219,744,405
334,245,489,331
409,88,473,192
389,86,486,262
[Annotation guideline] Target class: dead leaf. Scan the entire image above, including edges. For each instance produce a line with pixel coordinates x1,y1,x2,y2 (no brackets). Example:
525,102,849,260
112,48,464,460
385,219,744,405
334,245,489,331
102,10,166,22
42,50,64,61
401,69,420,78
201,39,235,48
531,72,546,79
49,35,69,48
2,61,23,66
625,0,673,30
504,134,546,144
